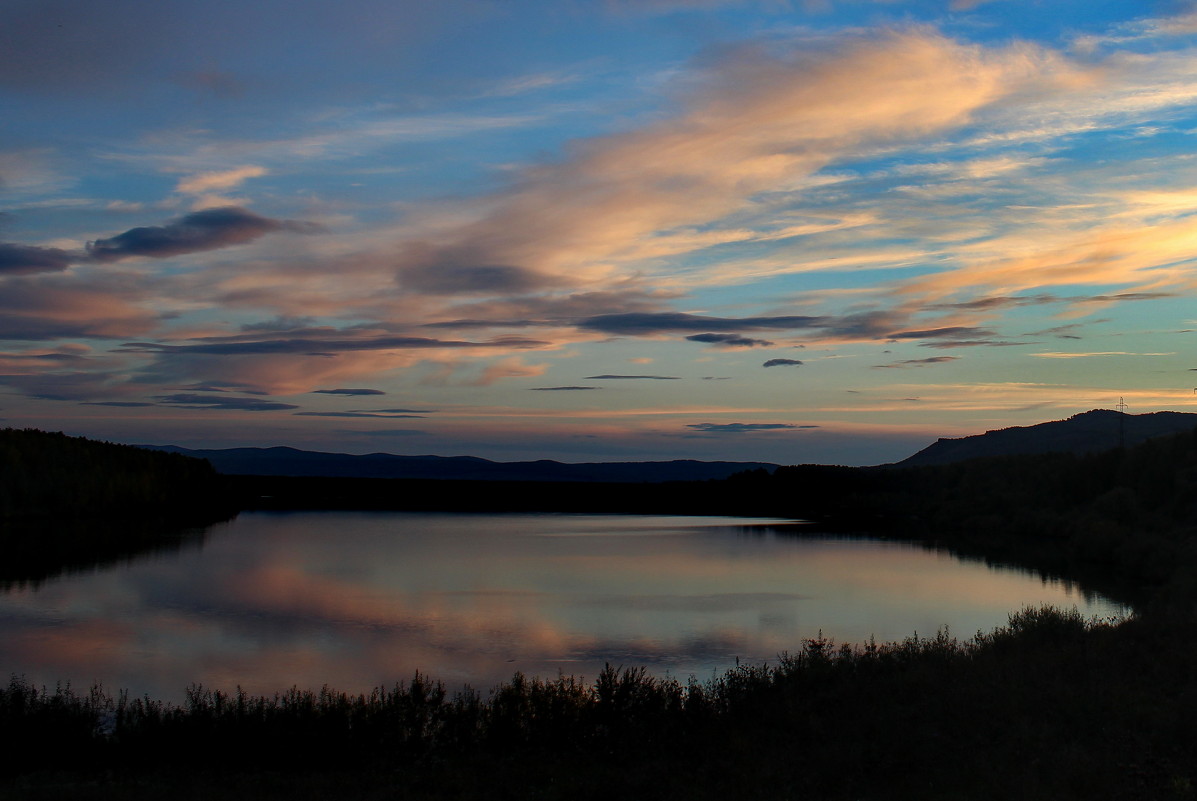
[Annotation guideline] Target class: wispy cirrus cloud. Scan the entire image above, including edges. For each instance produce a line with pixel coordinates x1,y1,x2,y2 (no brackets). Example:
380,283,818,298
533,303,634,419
1029,351,1174,359
873,356,960,368
383,29,1084,303
80,401,156,407
175,166,268,196
153,393,300,411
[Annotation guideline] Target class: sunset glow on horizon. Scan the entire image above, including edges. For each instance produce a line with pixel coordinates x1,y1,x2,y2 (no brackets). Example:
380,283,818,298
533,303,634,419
4,0,1197,464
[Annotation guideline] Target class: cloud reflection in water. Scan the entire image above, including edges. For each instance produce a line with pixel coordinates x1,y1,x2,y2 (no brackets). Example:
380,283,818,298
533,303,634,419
0,512,1123,701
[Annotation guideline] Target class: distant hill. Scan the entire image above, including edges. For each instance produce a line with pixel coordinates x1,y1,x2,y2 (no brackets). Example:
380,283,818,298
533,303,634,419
142,445,779,483
893,409,1197,467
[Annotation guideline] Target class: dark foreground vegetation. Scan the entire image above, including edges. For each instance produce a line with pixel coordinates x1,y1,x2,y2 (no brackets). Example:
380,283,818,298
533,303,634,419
7,606,1196,801
7,423,1197,798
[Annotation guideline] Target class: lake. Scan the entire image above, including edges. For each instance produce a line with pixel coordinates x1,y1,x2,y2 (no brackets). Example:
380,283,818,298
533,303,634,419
0,511,1124,702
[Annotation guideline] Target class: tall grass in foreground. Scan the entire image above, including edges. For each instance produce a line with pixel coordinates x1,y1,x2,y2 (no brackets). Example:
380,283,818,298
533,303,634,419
5,606,1197,800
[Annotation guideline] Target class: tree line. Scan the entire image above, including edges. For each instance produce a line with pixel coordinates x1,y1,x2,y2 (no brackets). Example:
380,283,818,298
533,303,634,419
0,428,226,520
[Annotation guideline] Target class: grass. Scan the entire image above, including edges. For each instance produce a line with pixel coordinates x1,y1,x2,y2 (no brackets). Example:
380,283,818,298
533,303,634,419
5,605,1196,800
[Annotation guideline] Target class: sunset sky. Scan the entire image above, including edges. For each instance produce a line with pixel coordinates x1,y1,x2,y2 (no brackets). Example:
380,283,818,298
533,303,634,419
4,0,1197,465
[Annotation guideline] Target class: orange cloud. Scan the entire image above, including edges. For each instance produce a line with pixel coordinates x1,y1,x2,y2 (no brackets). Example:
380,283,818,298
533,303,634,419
392,30,1085,295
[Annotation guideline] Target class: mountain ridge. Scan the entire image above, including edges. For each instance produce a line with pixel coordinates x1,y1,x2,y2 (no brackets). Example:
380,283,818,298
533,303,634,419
142,444,780,483
144,408,1197,479
892,409,1197,467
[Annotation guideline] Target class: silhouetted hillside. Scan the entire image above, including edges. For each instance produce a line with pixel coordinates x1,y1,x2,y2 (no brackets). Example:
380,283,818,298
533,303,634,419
0,429,234,587
0,428,227,520
737,422,1197,606
144,444,779,483
894,409,1197,467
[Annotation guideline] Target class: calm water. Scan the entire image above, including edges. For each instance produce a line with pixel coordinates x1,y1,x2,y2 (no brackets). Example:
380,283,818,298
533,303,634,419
1,511,1124,702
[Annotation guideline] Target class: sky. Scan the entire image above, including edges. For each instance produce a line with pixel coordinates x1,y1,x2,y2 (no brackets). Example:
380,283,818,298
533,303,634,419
4,0,1197,466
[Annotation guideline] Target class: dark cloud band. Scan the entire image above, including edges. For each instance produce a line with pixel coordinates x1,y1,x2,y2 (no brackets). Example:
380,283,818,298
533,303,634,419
686,422,816,434
313,388,386,396
581,312,823,335
119,335,549,355
86,206,313,262
584,374,680,380
686,333,774,347
530,386,600,391
0,243,75,275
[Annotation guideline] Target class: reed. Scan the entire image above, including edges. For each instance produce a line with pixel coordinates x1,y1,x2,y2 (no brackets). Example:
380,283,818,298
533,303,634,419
12,606,1196,800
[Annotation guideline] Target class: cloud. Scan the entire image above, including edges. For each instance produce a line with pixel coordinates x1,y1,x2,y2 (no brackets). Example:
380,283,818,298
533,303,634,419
468,356,548,386
584,374,681,380
175,166,267,195
312,388,386,396
153,393,300,411
293,411,426,419
762,358,803,368
0,243,75,275
580,312,822,335
686,423,816,433
174,383,267,395
397,243,560,295
685,333,774,347
888,327,995,341
425,289,681,330
1029,351,1173,359
126,345,468,397
119,334,549,356
0,347,89,369
918,339,1022,349
578,310,916,342
344,429,426,437
897,216,1197,309
0,275,160,340
530,386,600,391
86,207,313,262
873,356,961,368
1024,323,1087,339
383,29,1078,304
80,401,156,407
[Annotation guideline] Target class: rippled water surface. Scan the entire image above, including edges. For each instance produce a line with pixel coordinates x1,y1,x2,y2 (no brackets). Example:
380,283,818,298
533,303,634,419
0,511,1124,701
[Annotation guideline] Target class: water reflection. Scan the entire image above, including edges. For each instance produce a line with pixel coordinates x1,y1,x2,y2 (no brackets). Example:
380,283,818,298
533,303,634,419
0,517,212,591
0,511,1125,702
